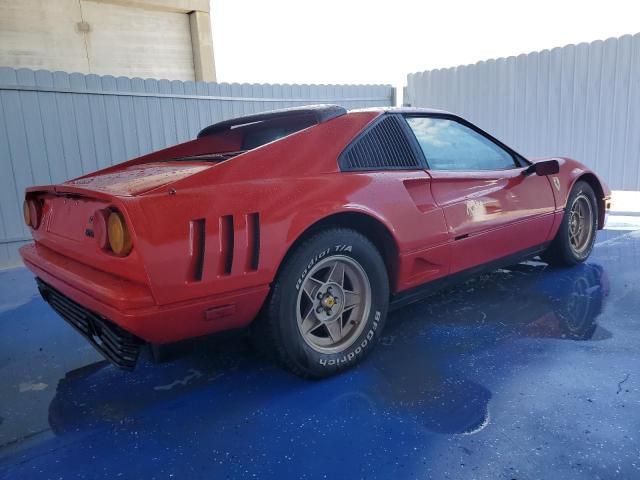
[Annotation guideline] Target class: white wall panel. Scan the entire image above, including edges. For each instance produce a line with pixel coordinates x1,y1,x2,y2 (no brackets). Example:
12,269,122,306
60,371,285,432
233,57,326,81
406,34,640,192
0,67,395,268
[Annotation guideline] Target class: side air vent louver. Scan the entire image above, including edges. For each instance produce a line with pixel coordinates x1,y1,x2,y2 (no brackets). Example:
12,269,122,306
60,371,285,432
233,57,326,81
339,115,420,171
189,219,206,281
219,215,234,275
246,213,260,271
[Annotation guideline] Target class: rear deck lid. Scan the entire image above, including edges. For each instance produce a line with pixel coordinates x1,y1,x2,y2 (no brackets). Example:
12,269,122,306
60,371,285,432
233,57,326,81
64,163,212,197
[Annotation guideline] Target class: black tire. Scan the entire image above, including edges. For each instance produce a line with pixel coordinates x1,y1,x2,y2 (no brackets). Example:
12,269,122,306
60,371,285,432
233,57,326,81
541,181,598,267
252,228,389,378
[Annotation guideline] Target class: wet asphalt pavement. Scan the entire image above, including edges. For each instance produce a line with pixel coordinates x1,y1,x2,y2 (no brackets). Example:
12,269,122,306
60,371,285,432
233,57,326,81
0,228,639,479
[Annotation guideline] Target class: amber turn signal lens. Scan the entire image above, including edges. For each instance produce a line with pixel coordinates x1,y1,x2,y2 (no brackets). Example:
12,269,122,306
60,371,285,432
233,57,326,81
23,199,42,229
28,199,43,229
23,200,31,227
107,211,132,256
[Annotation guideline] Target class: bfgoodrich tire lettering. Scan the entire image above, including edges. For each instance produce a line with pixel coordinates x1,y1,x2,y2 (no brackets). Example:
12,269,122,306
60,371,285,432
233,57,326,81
255,228,389,378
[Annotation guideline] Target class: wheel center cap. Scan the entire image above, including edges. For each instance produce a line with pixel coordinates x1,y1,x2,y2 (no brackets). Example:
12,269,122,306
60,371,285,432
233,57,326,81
315,283,344,322
322,296,336,308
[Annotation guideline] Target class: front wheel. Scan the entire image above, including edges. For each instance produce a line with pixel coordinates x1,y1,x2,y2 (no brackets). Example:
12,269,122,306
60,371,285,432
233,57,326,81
253,228,389,378
542,181,598,266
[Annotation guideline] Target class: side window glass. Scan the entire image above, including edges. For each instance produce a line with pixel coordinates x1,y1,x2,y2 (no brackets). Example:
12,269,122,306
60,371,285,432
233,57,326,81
405,117,516,171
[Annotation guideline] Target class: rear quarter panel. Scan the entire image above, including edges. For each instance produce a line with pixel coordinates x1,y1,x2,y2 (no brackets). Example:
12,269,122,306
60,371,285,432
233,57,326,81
129,112,452,304
133,169,451,305
127,112,379,305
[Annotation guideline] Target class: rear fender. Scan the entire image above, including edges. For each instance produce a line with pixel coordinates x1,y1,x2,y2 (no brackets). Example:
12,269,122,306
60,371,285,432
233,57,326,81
281,204,401,289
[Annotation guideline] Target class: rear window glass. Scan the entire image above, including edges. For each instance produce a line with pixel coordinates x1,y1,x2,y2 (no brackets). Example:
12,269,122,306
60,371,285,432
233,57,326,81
241,117,316,150
169,114,317,163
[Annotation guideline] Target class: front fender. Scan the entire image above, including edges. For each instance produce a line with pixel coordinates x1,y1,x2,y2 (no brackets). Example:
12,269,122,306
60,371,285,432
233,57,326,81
538,157,611,228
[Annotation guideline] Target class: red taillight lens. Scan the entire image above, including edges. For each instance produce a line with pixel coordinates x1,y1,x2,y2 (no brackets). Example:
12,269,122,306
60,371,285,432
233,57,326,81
92,209,110,250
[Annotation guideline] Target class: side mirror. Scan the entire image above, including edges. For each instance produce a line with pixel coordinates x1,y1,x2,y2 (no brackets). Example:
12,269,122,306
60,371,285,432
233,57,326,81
523,159,560,176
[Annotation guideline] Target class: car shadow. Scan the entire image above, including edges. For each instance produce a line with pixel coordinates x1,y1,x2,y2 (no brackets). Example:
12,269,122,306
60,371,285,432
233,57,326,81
44,262,610,439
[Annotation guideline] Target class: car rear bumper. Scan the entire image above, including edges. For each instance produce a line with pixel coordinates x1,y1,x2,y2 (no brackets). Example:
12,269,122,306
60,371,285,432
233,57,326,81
36,278,142,369
20,243,270,358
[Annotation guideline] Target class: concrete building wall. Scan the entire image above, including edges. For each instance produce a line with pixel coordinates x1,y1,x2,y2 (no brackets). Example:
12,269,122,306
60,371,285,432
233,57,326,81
0,0,216,81
0,0,90,74
81,2,195,80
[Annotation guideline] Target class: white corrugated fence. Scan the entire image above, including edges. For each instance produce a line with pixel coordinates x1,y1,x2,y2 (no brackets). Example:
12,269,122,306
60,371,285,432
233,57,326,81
406,33,640,192
0,67,395,268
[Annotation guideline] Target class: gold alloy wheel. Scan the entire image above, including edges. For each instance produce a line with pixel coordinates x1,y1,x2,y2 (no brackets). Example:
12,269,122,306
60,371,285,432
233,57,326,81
295,255,372,354
568,194,594,255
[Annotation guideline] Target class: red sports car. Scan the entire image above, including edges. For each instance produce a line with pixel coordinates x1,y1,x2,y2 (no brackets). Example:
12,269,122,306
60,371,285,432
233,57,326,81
20,105,611,377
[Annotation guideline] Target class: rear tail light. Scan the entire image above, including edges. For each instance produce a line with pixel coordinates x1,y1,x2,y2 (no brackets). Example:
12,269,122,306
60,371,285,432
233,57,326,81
23,200,31,227
92,209,110,249
23,199,42,229
107,210,132,256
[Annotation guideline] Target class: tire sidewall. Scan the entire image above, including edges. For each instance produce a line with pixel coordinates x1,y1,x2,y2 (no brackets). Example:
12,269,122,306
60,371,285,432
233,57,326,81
273,230,389,377
562,182,598,263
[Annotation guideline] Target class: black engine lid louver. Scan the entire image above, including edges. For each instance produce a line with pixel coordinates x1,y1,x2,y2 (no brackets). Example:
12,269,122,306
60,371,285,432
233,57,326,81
339,115,420,171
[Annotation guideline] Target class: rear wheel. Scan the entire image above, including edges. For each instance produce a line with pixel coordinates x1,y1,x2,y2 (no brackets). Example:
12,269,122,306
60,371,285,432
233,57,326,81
542,181,598,266
252,228,389,378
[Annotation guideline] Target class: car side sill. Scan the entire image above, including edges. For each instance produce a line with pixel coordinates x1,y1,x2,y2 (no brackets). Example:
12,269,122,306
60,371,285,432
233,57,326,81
390,243,549,311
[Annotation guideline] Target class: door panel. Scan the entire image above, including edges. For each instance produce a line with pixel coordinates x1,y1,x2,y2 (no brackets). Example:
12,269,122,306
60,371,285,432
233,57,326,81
449,214,554,272
429,168,556,273
403,114,557,273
